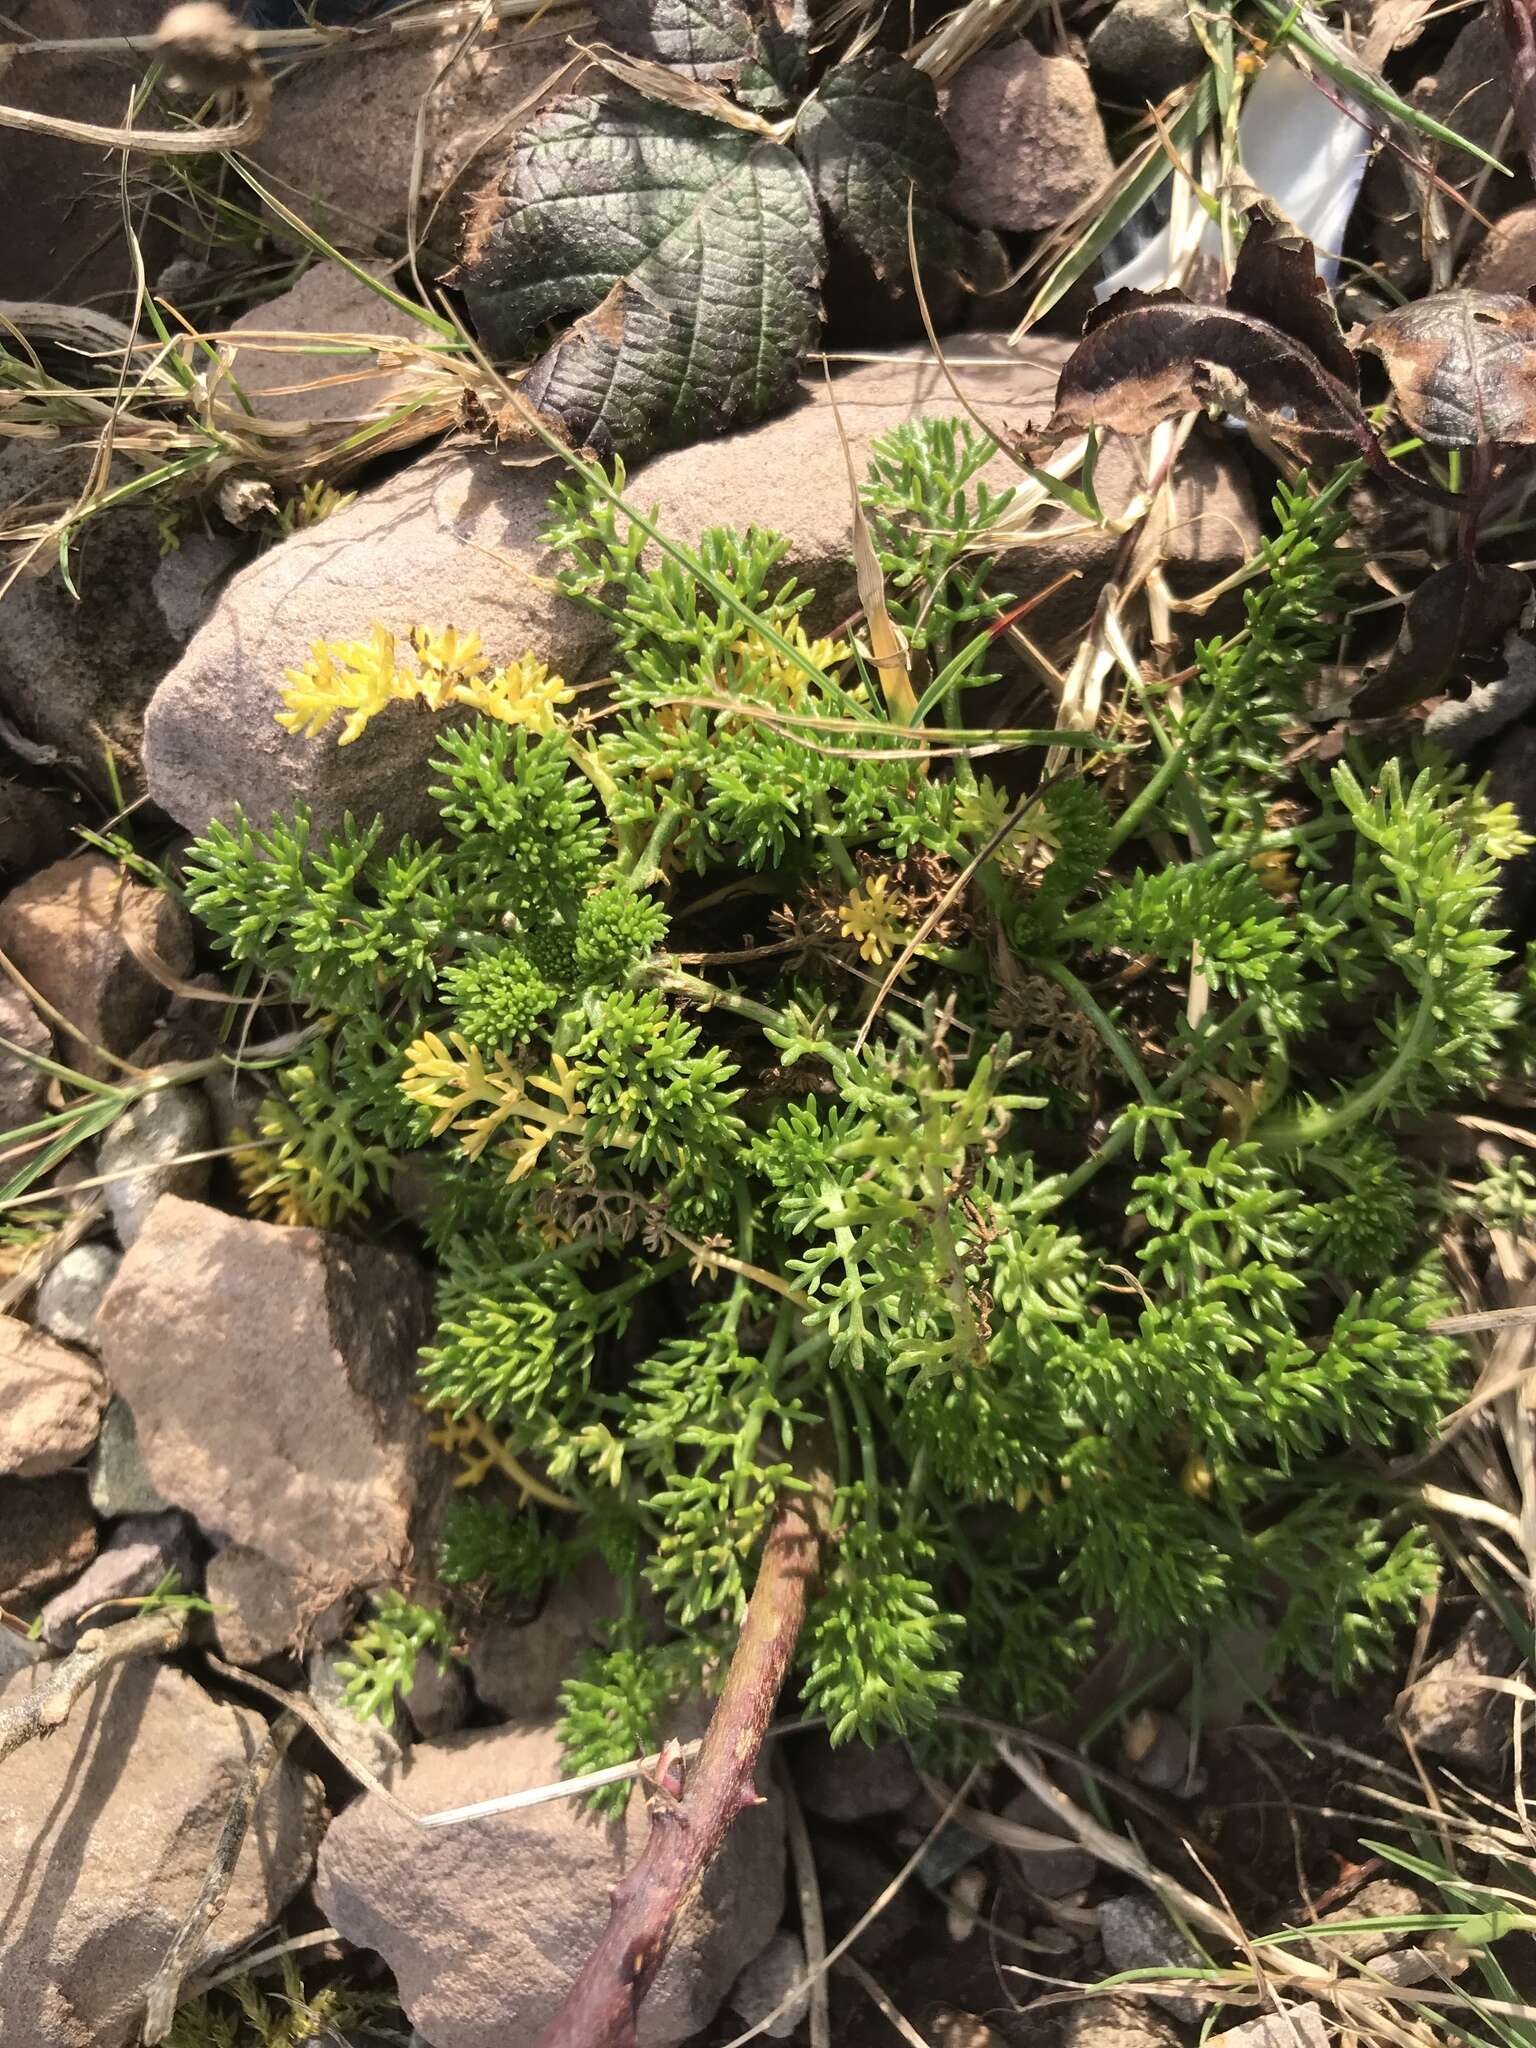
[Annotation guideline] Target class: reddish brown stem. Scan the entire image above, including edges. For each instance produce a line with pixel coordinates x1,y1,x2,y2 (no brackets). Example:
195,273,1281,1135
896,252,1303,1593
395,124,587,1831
533,1493,822,2048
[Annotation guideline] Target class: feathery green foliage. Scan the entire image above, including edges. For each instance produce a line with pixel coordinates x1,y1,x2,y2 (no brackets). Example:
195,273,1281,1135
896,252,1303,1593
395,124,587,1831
336,1589,456,1728
182,422,1525,1788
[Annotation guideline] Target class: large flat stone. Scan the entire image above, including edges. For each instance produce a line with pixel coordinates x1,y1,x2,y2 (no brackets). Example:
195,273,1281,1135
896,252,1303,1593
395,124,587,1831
145,345,1259,841
0,1659,322,2047
316,1717,784,2047
95,1196,436,1642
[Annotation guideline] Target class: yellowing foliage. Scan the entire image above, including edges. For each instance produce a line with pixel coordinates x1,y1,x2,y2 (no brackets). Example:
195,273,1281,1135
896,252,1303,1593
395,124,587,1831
276,623,572,746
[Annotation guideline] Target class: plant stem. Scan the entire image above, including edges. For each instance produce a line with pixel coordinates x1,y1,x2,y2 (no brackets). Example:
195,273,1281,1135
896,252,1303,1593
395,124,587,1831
0,1608,188,1765
533,1492,823,2048
656,967,789,1033
1042,960,1157,1105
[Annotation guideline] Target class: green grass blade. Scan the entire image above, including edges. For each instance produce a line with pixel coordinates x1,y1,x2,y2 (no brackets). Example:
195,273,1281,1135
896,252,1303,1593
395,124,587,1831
1015,68,1220,331
1253,0,1509,171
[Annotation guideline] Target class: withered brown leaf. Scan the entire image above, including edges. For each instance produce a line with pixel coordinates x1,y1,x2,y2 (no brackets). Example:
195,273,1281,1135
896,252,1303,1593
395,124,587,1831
1047,211,1369,462
1351,559,1530,717
1358,292,1536,445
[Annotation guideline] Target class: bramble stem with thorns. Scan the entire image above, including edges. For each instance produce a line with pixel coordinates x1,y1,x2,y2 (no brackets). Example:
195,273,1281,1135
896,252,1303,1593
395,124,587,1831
534,1493,823,2048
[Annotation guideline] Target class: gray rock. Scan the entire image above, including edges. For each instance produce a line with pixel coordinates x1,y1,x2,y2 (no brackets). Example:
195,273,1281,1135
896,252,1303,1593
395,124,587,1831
1210,2009,1329,2048
1088,0,1204,99
404,1649,471,1740
0,1314,106,1476
1120,1708,1195,1794
87,1394,168,1517
1396,1608,1518,1771
467,1554,632,1720
0,854,193,1081
1423,648,1536,757
1098,1895,1204,2025
0,1623,43,1683
34,1242,122,1352
1464,201,1536,293
315,1717,784,2047
210,1543,354,1669
143,445,611,843
226,261,424,426
38,1509,195,1650
729,1931,809,2040
944,44,1113,231
0,1658,323,2048
0,778,76,874
1066,1994,1182,2048
248,12,581,258
0,978,50,1137
0,442,180,796
0,1473,97,1606
631,348,1258,654
96,1196,437,1622
1297,1879,1425,1965
792,1734,919,1822
1000,1783,1098,1897
96,1081,213,1246
153,532,242,642
143,349,1259,846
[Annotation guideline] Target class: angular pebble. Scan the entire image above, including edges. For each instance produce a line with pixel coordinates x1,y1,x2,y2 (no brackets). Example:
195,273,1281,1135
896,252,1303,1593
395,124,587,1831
34,1241,122,1351
0,1314,107,1477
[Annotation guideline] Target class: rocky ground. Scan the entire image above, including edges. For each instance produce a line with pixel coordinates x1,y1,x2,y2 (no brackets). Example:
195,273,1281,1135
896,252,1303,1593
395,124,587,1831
2,1,1535,2044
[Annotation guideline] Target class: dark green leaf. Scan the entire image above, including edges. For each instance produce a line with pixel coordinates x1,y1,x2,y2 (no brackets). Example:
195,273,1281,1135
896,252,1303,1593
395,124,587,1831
458,91,825,458
795,52,960,286
590,0,756,79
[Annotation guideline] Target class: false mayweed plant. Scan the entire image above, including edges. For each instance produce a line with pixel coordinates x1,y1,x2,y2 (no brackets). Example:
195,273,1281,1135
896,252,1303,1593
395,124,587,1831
183,424,1526,1790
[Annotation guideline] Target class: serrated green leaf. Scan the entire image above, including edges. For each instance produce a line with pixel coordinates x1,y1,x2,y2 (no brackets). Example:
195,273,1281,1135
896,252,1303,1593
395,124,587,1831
459,91,825,458
795,52,960,286
590,0,755,80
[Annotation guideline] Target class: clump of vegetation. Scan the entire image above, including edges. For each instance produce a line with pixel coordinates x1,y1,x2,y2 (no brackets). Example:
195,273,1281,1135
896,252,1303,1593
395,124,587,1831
183,422,1524,1783
165,1951,401,2047
333,1589,457,1729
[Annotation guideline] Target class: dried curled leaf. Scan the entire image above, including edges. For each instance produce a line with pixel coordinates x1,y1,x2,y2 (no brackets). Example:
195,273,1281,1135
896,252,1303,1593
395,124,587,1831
1358,292,1536,446
457,90,824,458
795,52,960,285
1352,561,1531,717
1047,209,1370,462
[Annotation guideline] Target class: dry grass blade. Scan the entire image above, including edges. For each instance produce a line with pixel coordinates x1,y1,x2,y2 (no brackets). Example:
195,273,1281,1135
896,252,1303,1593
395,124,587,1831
823,362,918,726
203,1652,422,1826
0,86,269,155
574,40,780,132
998,1741,1259,1956
7,0,558,57
141,1708,302,2040
713,1768,981,2047
838,1955,933,2046
910,0,1040,80
776,1752,832,2048
1046,587,1118,781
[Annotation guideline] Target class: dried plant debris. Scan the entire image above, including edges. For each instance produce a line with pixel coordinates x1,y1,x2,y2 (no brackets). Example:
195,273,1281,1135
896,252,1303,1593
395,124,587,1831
1358,293,1536,447
1354,561,1532,718
1045,213,1372,465
454,0,977,457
